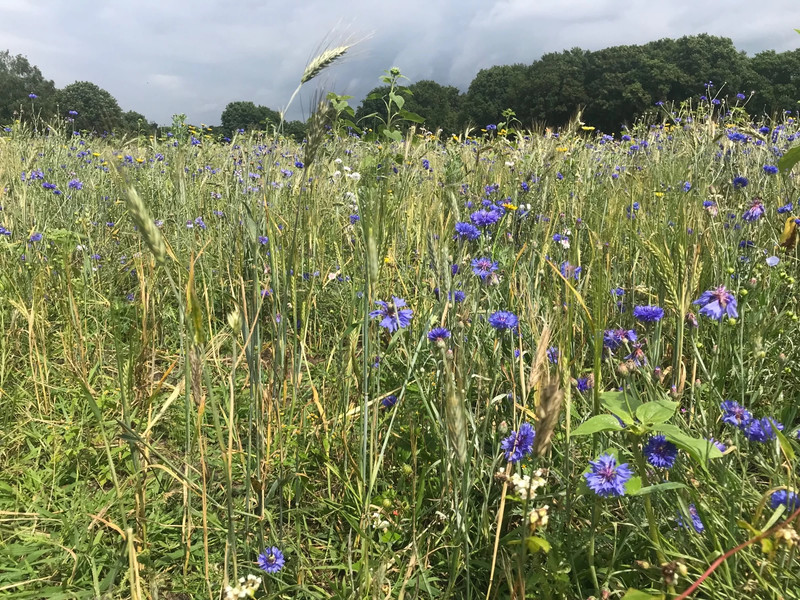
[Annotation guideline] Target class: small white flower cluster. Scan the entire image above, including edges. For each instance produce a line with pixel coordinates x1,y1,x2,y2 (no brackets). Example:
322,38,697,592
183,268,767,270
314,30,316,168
510,469,546,500
224,574,262,599
528,505,549,530
371,510,390,532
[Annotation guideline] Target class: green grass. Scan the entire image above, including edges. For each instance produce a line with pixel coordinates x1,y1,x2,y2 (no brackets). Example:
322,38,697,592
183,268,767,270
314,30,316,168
0,100,799,600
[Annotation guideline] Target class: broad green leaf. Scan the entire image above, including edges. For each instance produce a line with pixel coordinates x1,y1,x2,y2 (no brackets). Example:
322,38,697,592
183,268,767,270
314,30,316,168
399,110,426,124
622,590,664,600
389,92,405,111
572,414,625,436
526,535,551,554
774,425,796,462
778,145,800,173
600,391,641,425
630,481,687,496
625,475,642,495
635,399,678,425
653,424,723,462
383,129,402,143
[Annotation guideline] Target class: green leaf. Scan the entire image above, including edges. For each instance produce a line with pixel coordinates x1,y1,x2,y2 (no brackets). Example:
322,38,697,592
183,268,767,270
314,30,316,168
622,590,664,600
630,481,687,496
625,476,642,495
600,391,641,425
653,424,723,462
389,92,405,111
635,399,679,425
399,110,426,124
526,535,551,554
778,145,800,173
383,129,402,143
774,425,796,462
572,414,625,436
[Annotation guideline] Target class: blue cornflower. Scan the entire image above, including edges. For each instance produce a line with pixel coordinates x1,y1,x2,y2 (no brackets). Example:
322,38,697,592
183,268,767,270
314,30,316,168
451,290,466,303
257,547,285,573
29,232,43,243
486,124,497,131
427,327,451,344
584,453,633,497
707,437,727,453
28,93,37,99
770,489,800,511
611,287,625,297
732,176,749,189
68,110,78,116
470,209,501,228
370,297,413,332
68,179,82,190
736,93,746,100
693,286,737,321
624,342,647,367
778,202,793,214
500,422,535,463
744,417,783,443
471,257,498,280
576,376,593,393
763,165,779,175
546,347,559,364
349,214,360,224
488,310,519,331
603,328,637,351
720,400,752,429
742,199,765,222
194,216,207,230
381,395,398,408
633,305,664,322
560,261,581,280
455,221,481,240
766,256,780,267
258,235,269,245
683,181,692,192
677,504,705,533
643,435,678,469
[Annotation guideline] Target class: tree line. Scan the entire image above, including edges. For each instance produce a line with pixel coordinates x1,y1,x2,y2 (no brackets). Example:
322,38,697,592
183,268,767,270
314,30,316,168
3,34,798,138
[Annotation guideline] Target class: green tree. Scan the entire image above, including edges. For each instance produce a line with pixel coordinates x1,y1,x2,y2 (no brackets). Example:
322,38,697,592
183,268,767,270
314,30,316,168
517,49,590,127
56,81,124,132
219,101,280,136
120,110,157,135
404,80,463,134
746,49,800,116
0,50,57,124
461,64,528,128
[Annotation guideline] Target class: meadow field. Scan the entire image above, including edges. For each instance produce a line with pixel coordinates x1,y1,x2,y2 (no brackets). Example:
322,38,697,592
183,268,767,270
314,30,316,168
1,92,799,600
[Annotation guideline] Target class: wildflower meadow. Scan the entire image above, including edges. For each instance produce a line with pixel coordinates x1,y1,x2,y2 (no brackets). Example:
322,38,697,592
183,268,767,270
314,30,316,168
2,58,800,600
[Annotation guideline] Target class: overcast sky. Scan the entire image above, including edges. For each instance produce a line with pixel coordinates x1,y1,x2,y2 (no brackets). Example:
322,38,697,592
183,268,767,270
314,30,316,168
2,0,798,125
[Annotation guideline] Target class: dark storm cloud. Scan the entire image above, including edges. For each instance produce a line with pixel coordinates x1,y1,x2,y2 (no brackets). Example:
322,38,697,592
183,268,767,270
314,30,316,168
0,0,797,125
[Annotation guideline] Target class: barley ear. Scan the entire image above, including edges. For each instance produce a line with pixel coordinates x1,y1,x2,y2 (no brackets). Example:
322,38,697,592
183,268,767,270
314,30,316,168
301,45,351,84
125,185,166,265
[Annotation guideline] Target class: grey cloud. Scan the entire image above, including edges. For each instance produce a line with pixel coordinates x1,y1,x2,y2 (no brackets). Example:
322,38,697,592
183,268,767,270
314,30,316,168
0,0,797,125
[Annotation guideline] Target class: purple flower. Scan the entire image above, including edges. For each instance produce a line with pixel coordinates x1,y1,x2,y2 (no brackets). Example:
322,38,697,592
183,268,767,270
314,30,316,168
633,305,664,323
742,198,765,222
369,297,413,332
643,434,678,469
693,286,737,321
584,453,633,497
732,176,748,189
257,546,285,573
763,165,779,175
381,395,398,408
470,209,501,228
576,376,593,393
720,400,751,429
777,202,793,214
707,437,727,453
766,256,780,267
500,422,535,463
488,310,519,331
546,346,559,364
471,257,498,280
258,235,269,245
455,221,481,240
743,417,783,443
29,232,43,242
677,504,705,533
28,93,38,99
68,179,83,190
770,490,800,511
427,327,451,343
603,328,637,351
560,261,581,281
